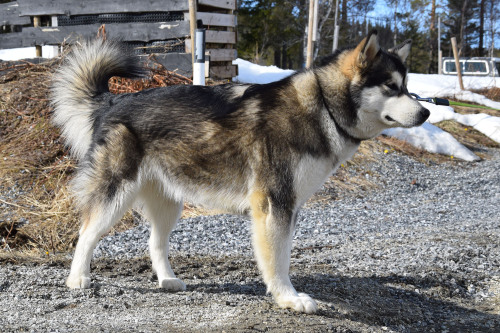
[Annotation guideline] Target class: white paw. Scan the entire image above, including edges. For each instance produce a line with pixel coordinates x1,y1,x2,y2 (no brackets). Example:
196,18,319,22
66,275,91,289
159,278,186,292
276,292,318,314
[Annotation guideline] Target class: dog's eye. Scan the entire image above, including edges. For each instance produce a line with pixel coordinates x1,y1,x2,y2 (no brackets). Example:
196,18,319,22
385,83,399,91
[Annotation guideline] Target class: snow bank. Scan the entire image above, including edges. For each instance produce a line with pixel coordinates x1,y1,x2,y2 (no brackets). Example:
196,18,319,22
382,123,480,162
233,59,295,84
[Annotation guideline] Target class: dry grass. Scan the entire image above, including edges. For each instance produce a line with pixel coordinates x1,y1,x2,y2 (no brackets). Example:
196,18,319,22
108,56,192,94
436,120,499,148
376,135,454,164
0,57,194,256
470,87,500,103
430,102,500,161
376,120,499,163
453,104,500,118
1,60,71,254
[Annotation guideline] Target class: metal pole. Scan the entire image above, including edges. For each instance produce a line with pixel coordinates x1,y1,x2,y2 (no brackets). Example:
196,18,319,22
451,37,464,90
312,0,319,42
332,0,339,52
305,0,315,68
193,28,206,86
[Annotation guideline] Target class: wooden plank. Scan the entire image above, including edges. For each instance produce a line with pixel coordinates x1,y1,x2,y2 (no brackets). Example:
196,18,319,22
0,21,190,49
0,1,31,26
17,0,189,16
205,30,235,44
198,0,236,10
209,64,237,79
208,48,237,61
184,36,236,53
185,12,235,27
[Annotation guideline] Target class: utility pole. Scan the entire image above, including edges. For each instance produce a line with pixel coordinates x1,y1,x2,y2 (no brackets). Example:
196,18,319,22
438,16,442,75
188,0,197,64
306,0,318,68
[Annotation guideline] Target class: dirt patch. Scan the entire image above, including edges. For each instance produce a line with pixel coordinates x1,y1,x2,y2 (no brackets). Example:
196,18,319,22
435,119,500,153
1,255,499,332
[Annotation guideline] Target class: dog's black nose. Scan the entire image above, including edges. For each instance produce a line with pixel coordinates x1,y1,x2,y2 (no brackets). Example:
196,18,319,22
418,107,430,124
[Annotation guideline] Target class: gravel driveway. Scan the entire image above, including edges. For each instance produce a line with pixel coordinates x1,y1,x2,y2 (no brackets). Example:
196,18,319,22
1,148,499,332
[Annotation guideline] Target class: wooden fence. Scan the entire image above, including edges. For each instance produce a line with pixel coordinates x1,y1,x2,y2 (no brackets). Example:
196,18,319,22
0,0,237,79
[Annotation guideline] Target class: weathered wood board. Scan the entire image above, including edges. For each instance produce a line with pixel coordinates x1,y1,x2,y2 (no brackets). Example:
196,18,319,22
1,22,190,49
16,0,189,16
0,1,31,26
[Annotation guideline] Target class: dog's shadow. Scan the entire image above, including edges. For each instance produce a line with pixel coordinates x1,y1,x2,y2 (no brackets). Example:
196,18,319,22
192,273,500,331
90,258,499,330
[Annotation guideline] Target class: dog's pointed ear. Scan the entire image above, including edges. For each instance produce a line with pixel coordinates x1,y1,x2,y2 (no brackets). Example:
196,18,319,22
342,30,380,78
355,30,380,66
389,39,412,62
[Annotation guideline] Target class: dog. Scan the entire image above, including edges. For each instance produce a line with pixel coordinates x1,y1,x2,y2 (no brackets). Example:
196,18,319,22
51,30,429,313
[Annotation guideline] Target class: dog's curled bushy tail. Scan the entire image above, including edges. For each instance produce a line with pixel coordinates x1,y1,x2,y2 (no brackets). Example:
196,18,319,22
51,39,146,160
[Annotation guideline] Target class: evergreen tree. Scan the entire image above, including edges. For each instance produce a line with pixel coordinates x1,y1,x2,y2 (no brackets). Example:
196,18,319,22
236,0,498,71
238,0,306,68
442,0,479,57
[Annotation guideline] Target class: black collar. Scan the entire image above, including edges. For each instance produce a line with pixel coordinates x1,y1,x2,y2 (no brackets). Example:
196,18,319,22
314,73,362,143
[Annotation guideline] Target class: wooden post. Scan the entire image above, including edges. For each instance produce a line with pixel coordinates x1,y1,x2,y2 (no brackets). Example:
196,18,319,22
305,0,315,68
438,50,442,75
33,16,42,57
188,0,197,64
451,37,464,90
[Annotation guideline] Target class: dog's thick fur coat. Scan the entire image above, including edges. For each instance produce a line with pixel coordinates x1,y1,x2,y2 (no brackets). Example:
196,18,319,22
51,31,429,313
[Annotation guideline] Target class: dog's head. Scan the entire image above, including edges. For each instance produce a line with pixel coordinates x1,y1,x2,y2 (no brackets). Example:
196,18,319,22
323,30,430,140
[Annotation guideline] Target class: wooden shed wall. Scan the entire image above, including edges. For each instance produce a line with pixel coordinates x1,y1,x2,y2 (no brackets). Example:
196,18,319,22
0,0,238,79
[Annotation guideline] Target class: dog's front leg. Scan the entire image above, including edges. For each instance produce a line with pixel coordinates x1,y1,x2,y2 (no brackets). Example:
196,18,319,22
250,191,317,313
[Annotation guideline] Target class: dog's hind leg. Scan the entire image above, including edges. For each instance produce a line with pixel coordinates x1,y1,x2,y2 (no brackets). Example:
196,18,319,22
66,185,138,289
138,182,185,291
250,191,317,314
67,124,143,289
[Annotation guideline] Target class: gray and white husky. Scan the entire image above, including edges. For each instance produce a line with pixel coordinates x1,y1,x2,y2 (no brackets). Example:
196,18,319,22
51,30,429,313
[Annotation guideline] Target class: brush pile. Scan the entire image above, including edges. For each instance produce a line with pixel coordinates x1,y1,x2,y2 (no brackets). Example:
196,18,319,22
108,57,192,94
0,57,192,255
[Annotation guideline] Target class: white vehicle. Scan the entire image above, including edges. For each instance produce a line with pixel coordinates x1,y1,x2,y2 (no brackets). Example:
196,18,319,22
442,57,500,77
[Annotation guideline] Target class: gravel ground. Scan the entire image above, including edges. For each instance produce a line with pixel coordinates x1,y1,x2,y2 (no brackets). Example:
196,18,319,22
1,148,500,332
